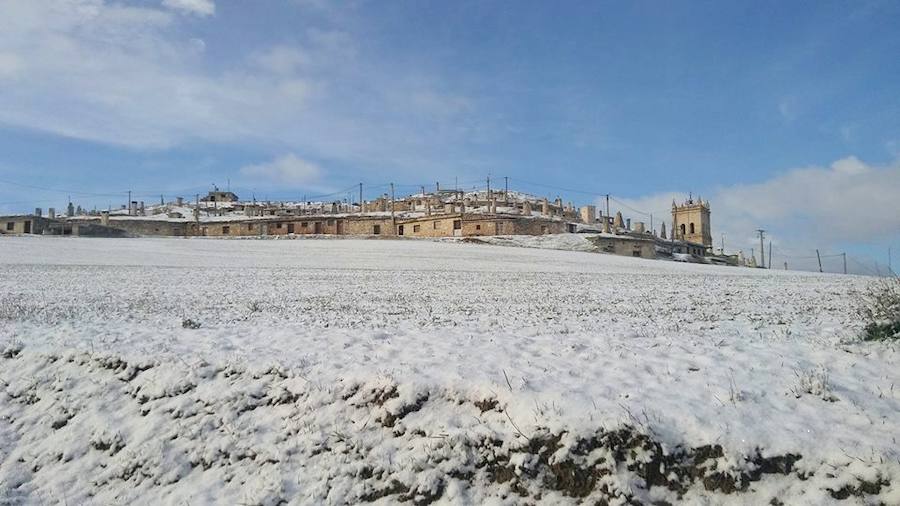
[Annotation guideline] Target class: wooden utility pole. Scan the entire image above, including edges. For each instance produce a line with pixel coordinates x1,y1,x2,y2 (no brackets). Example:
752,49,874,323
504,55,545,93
359,183,363,214
486,176,491,196
504,176,509,196
842,252,847,274
768,241,773,270
390,182,395,224
816,249,823,273
756,230,766,268
127,190,131,216
605,194,610,220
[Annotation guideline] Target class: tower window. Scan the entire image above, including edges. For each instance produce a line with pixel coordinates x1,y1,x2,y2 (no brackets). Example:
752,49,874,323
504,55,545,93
680,224,686,236
690,223,695,234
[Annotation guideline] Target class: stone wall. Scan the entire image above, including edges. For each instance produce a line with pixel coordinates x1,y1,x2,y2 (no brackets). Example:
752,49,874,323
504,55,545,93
590,236,656,259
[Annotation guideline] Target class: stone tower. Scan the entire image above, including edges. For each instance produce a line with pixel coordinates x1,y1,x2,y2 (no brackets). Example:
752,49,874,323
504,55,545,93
672,197,712,249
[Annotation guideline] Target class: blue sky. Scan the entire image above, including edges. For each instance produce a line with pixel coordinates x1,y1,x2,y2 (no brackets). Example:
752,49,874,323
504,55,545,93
1,0,898,272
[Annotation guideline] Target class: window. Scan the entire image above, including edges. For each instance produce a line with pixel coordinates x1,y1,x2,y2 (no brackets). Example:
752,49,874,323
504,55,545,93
373,224,381,235
413,225,421,232
5,222,13,231
301,222,308,228
690,223,695,234
276,223,283,229
633,249,642,257
453,220,461,230
680,224,686,236
475,224,481,230
433,222,438,230
327,219,335,226
287,223,295,233
541,226,548,234
222,226,230,234
398,225,404,235
247,224,253,231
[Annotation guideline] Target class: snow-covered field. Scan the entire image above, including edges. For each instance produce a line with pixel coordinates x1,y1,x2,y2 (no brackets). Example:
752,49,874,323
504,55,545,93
0,236,897,505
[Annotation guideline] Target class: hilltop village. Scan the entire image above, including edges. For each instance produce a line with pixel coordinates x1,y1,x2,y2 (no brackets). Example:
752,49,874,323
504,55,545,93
2,188,749,265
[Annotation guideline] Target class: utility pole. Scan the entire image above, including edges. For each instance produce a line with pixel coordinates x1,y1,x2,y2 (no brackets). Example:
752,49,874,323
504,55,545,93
756,229,766,268
816,249,823,273
195,193,200,236
650,213,654,236
605,194,610,220
486,176,490,196
768,241,773,270
842,252,847,275
784,262,788,270
504,176,509,196
359,183,363,214
721,233,725,255
127,190,132,216
390,182,395,224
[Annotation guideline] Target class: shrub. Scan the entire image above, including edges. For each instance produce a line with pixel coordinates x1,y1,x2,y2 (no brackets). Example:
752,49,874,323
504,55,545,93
860,277,900,341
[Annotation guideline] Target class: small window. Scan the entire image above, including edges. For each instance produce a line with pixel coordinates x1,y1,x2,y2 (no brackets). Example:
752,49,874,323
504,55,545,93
247,224,253,230
301,222,308,228
475,224,481,230
276,223,283,229
690,223,695,234
453,220,461,230
633,249,641,257
413,225,420,232
433,222,438,230
222,226,230,234
287,223,295,233
680,224,686,236
327,219,335,226
398,225,404,235
373,224,381,235
541,226,548,234
5,222,13,231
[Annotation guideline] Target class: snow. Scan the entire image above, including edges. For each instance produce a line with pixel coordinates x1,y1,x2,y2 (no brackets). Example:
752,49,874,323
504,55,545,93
1,236,897,504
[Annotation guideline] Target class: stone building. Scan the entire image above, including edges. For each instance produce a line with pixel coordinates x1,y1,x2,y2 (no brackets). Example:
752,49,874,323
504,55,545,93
672,197,712,250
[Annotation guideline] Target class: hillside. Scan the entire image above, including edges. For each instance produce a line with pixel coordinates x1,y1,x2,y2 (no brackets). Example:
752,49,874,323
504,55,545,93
1,236,897,504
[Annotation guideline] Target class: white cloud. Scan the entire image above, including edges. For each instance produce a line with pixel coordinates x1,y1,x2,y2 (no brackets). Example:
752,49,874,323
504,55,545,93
608,157,900,267
240,154,323,186
0,1,479,176
162,0,215,17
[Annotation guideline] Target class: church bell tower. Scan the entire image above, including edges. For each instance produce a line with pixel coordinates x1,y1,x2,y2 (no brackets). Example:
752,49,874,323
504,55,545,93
672,196,712,249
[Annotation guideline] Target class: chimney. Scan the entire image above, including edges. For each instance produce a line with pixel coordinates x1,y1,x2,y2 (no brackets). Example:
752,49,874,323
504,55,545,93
613,211,624,230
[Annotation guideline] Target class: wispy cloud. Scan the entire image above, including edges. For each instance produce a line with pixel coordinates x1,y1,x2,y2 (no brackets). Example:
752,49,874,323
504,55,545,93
162,0,215,17
0,0,482,177
240,154,323,186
